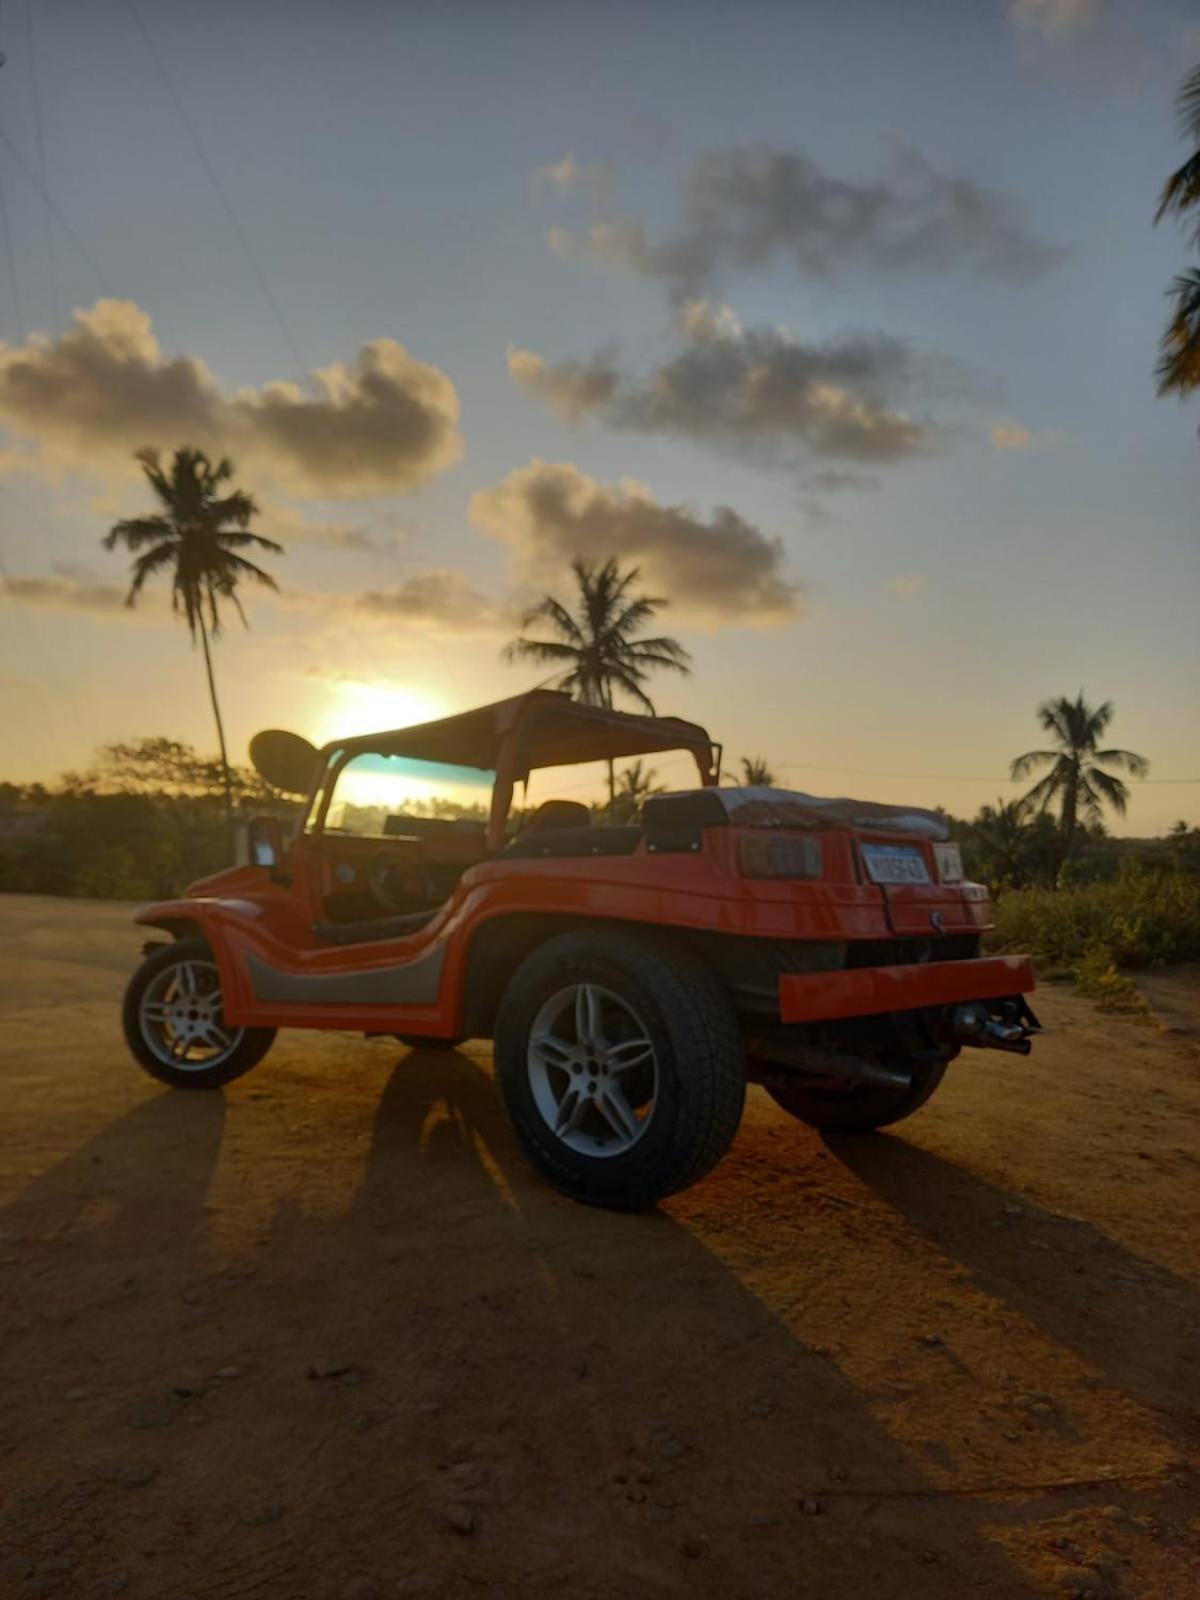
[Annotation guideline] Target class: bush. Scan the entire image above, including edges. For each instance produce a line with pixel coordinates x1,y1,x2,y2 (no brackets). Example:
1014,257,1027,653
990,865,1200,976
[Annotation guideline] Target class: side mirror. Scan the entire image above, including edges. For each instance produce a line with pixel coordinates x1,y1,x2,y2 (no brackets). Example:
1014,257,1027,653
248,815,286,871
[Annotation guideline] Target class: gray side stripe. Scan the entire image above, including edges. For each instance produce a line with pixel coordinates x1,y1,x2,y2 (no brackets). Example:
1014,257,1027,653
246,944,446,1007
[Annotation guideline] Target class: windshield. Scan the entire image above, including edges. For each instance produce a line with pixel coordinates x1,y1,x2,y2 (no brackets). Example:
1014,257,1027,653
310,751,494,837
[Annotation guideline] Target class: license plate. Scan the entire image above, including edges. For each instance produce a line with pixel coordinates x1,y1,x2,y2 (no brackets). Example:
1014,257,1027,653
861,843,931,885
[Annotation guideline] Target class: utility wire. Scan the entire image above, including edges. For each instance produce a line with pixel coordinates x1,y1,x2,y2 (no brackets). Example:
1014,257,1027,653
0,124,108,291
0,157,22,332
25,0,59,331
775,761,1197,786
125,0,310,382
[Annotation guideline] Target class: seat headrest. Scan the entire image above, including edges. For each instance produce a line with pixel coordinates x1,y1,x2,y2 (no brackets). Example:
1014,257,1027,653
642,791,729,833
524,799,591,833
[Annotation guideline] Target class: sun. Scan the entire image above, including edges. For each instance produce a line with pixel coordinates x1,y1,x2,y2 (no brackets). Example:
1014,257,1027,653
308,677,446,745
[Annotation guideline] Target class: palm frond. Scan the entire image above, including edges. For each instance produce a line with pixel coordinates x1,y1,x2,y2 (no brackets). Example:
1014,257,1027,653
126,541,178,603
503,636,583,667
1156,149,1200,230
607,666,657,715
1010,748,1058,780
103,514,174,552
1157,269,1200,396
211,527,281,554
218,553,279,589
519,594,585,643
1094,746,1151,779
1019,769,1065,812
1177,62,1200,146
1085,765,1132,816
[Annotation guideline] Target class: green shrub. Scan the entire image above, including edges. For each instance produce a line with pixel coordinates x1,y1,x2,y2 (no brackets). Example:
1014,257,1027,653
989,866,1200,976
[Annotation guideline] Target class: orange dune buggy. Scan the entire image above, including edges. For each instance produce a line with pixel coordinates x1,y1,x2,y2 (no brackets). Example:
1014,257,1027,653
120,691,1037,1209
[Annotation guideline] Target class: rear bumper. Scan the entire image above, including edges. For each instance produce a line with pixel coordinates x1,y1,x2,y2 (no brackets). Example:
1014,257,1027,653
778,955,1035,1025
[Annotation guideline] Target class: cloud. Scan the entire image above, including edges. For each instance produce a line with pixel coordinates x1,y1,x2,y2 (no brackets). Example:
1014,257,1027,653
3,569,131,615
988,419,1066,452
0,299,462,499
470,460,801,624
989,420,1034,450
505,345,619,424
887,574,927,597
532,153,615,205
1010,0,1099,41
356,570,503,633
508,304,977,470
257,502,397,554
546,144,1064,299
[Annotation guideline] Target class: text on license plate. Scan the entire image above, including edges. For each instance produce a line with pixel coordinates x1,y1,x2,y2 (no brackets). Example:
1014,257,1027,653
860,843,931,885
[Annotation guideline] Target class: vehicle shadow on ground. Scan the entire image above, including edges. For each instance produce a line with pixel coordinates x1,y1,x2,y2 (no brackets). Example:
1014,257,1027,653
311,1049,1043,1598
826,1132,1199,1447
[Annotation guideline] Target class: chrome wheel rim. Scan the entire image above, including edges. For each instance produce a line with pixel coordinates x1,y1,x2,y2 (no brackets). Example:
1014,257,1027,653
138,958,243,1071
527,983,658,1158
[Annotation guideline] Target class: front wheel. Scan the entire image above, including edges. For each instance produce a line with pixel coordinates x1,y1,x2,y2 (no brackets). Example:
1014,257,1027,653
123,937,276,1089
764,1057,947,1134
494,930,745,1210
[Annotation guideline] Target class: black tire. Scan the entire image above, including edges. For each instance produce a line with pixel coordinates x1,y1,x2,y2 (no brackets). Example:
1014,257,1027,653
764,1057,946,1134
494,929,745,1210
122,936,276,1090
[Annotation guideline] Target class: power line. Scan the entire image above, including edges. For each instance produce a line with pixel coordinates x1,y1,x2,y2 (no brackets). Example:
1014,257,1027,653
0,157,22,332
775,760,1199,786
25,0,60,331
0,124,108,291
125,0,309,382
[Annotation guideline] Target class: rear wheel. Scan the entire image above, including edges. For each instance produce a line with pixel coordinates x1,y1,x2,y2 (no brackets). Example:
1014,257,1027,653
764,1057,946,1134
494,930,745,1210
123,937,276,1089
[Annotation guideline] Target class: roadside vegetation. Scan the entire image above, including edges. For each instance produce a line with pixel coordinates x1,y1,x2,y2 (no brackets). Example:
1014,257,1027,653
989,863,1200,1010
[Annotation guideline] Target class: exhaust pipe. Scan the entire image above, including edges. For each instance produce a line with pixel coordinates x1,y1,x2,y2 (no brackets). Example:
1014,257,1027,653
952,1001,1036,1056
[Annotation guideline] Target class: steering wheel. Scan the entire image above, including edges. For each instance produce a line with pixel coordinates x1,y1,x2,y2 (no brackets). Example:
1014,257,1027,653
365,849,437,916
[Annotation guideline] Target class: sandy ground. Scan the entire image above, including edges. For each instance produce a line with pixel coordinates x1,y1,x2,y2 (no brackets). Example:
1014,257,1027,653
0,894,1197,1600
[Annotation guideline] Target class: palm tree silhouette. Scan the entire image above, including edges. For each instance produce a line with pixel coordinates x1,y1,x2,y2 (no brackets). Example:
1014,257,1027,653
609,760,664,823
1155,63,1200,400
504,557,691,802
1010,694,1149,862
738,756,777,787
103,447,282,838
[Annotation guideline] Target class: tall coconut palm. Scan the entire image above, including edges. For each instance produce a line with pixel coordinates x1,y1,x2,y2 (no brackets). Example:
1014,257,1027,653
1155,64,1200,399
103,447,282,837
504,557,691,802
1010,694,1149,861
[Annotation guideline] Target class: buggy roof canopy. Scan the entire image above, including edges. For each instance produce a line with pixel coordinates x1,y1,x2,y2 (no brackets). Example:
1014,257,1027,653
330,690,718,782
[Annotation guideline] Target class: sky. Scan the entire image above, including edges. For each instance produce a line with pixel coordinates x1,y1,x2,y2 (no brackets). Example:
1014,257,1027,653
0,0,1197,831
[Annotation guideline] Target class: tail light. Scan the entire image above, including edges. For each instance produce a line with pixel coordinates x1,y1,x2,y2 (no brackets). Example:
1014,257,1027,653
934,842,963,883
739,834,823,879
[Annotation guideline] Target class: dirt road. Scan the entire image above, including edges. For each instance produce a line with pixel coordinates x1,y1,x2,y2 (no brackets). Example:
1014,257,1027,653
1,894,1197,1600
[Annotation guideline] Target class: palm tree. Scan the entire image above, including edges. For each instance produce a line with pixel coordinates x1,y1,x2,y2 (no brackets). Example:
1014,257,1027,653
1155,64,1200,400
738,756,777,787
970,798,1032,889
608,760,664,823
1010,694,1149,861
504,557,691,802
103,447,282,838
